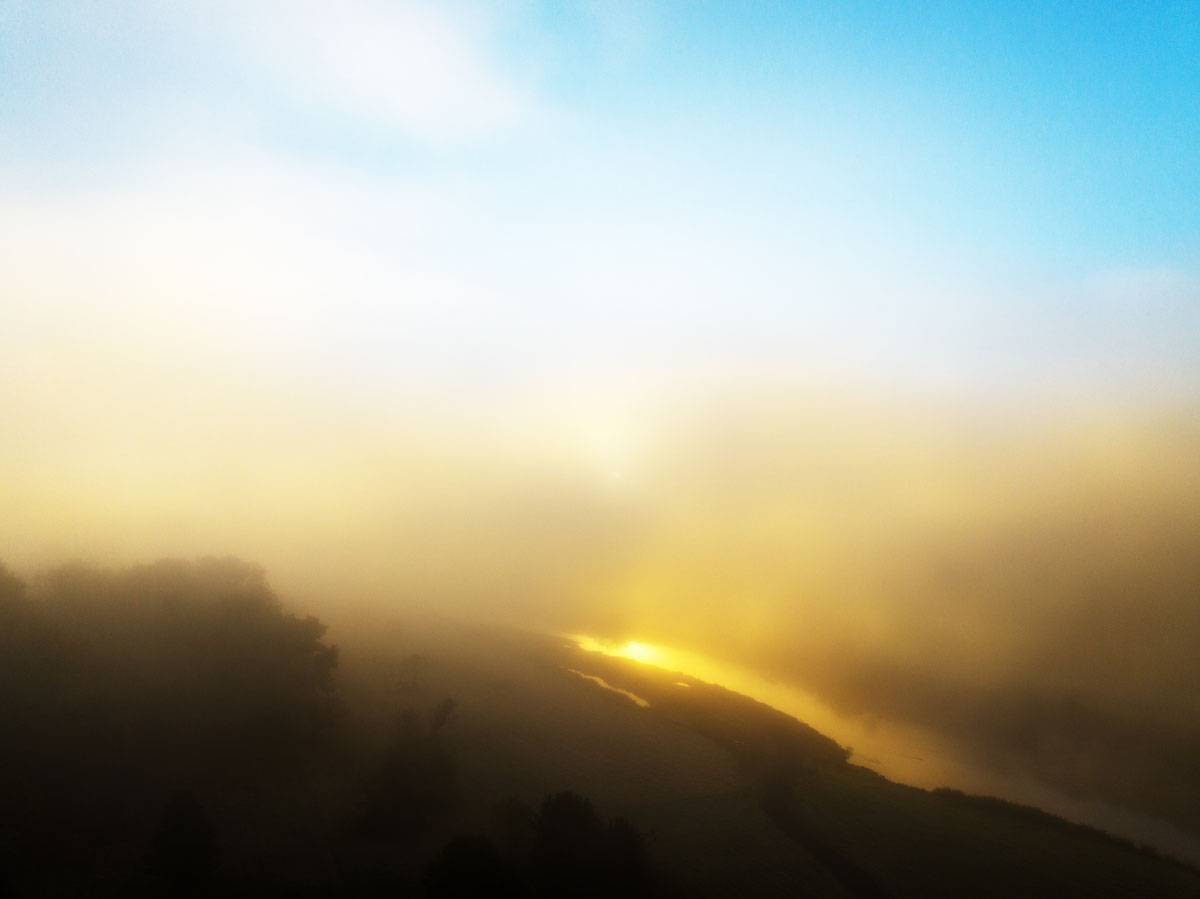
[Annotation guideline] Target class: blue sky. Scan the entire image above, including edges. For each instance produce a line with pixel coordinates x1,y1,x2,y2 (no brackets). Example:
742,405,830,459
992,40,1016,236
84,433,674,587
2,1,1198,403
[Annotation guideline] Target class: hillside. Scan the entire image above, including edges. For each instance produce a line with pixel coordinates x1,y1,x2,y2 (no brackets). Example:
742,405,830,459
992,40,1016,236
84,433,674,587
339,615,1200,898
3,558,1198,898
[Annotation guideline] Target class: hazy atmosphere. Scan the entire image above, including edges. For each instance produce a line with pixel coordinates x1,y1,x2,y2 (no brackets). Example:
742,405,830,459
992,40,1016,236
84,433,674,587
3,3,1199,895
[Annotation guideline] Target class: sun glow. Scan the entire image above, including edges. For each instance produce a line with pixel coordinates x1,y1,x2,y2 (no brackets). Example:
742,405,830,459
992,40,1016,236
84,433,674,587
573,635,663,665
570,631,964,791
617,641,659,664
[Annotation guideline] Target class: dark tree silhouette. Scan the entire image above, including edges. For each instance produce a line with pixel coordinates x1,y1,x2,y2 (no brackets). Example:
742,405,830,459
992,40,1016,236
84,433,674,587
531,791,654,897
430,696,457,733
604,816,650,892
29,556,341,763
493,797,537,862
423,835,523,898
0,557,342,896
0,560,23,604
359,700,459,838
145,791,219,896
534,791,604,869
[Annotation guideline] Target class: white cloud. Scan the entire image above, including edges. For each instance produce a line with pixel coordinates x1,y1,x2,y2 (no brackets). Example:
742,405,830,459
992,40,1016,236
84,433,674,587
0,156,507,402
221,0,532,142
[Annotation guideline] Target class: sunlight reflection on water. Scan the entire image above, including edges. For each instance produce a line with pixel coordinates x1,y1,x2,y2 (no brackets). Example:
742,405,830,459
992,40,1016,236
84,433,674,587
565,667,651,708
568,632,1200,864
570,632,945,785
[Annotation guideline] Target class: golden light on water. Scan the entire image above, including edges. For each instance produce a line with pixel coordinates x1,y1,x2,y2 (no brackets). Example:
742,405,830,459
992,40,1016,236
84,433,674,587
571,632,969,792
565,668,651,708
615,641,659,664
573,636,663,665
567,630,1200,863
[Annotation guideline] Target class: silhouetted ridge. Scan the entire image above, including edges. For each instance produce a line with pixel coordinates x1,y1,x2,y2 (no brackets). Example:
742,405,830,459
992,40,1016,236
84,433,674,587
1,555,1197,898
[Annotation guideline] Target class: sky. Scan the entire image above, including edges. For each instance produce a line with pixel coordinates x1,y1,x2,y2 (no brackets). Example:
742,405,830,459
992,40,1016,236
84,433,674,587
3,0,1200,856
3,1,1198,401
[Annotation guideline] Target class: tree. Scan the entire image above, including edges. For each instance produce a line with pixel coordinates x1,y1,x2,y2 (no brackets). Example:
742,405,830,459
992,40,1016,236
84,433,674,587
532,792,654,897
423,835,523,898
359,701,459,838
145,790,219,896
30,556,342,764
0,560,24,605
